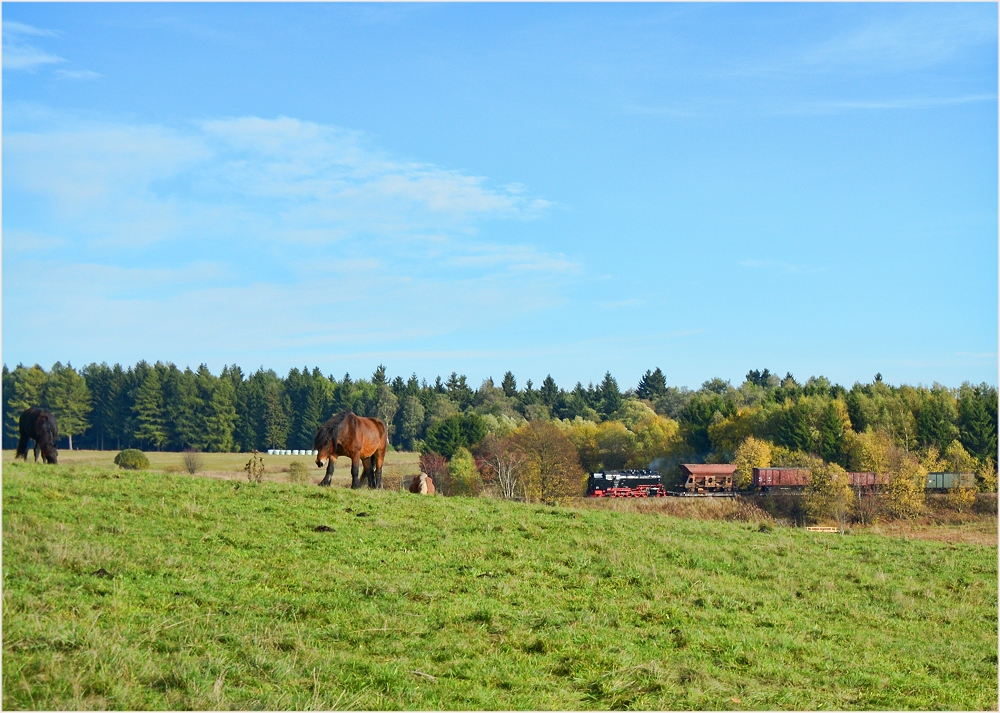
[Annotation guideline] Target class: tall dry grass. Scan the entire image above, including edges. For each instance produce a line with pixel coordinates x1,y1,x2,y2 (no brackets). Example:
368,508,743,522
575,495,773,522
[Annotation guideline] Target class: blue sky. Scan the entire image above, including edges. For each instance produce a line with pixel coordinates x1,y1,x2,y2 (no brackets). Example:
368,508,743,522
3,3,997,391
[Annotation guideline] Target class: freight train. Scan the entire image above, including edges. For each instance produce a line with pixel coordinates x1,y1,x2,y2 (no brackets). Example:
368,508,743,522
750,468,973,491
585,465,976,497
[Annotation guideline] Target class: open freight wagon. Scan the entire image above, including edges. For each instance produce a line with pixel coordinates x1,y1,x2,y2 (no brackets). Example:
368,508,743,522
752,467,811,489
752,469,892,490
680,464,736,492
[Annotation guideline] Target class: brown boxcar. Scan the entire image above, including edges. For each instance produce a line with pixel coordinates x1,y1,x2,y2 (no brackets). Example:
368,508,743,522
752,467,811,488
847,471,889,487
680,464,736,492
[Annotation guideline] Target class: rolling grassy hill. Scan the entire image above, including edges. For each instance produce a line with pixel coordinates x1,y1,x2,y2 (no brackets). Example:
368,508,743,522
3,461,997,710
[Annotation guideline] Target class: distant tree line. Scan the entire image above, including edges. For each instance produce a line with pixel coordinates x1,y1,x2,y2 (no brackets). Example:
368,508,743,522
3,362,997,485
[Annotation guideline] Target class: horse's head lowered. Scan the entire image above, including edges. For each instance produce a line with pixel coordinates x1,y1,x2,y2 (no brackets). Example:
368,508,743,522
313,410,351,468
37,416,59,464
41,443,58,465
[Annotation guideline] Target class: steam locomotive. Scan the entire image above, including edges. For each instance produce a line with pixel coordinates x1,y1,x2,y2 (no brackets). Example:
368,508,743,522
587,470,666,497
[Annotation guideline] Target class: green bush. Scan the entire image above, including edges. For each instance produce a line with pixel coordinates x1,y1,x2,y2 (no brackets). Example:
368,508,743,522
287,461,309,484
114,449,150,470
445,447,482,496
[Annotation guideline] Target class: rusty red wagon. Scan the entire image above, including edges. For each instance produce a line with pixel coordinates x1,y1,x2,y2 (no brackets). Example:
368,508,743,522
752,467,811,488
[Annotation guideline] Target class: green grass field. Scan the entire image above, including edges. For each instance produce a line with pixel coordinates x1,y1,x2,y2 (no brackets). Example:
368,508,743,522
3,460,997,710
1,449,423,489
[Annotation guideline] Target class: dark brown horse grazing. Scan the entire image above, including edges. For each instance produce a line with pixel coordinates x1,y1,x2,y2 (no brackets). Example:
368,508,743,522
16,407,59,464
314,410,388,488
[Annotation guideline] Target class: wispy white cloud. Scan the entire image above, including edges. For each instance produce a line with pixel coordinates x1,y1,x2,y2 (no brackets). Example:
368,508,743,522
740,259,823,275
2,229,70,254
622,104,702,118
776,93,997,116
800,11,995,73
2,254,568,369
447,244,578,273
4,21,58,37
3,21,104,81
599,298,645,309
3,112,573,367
730,8,994,80
3,43,64,71
3,20,64,71
54,68,102,80
5,115,555,254
195,116,551,234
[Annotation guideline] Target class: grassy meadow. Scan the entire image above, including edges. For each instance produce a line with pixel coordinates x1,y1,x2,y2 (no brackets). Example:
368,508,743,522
1,449,422,489
3,460,997,710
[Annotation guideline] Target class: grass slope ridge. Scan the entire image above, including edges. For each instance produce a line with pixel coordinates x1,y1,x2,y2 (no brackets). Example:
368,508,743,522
3,462,997,710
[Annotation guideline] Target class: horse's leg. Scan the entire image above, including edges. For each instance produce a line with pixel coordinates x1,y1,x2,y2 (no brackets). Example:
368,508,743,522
374,448,386,489
367,454,378,488
15,435,27,460
360,455,370,488
350,456,362,489
319,457,335,486
33,441,40,463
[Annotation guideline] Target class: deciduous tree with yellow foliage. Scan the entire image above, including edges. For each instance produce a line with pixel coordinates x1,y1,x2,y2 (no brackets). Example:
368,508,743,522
732,436,772,489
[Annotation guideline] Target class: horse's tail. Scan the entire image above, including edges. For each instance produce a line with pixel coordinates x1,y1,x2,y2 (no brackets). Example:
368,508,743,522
16,408,38,459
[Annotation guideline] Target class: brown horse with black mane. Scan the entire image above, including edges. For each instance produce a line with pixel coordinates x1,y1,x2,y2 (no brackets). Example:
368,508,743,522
313,410,388,488
16,407,59,464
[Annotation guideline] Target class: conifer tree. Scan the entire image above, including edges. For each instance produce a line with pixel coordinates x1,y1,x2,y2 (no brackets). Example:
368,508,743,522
4,364,48,442
816,400,847,464
915,386,959,450
599,372,622,419
82,363,120,450
636,368,667,400
133,369,168,450
295,380,325,449
445,372,473,410
203,376,237,452
539,375,560,408
957,382,998,461
45,362,92,450
501,371,518,398
264,386,291,449
2,365,13,448
405,373,421,397
395,395,425,450
166,367,202,450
